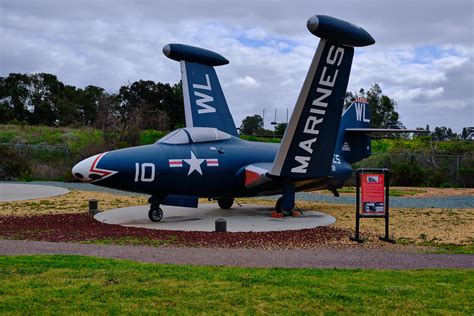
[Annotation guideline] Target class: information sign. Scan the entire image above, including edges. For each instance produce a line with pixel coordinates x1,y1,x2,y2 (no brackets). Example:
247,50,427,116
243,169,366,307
361,173,385,216
350,168,395,244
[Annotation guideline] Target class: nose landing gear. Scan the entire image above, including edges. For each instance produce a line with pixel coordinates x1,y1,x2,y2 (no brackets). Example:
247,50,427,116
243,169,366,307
148,195,165,222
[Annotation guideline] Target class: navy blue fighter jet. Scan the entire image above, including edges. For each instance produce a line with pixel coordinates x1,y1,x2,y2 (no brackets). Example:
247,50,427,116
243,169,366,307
72,15,415,222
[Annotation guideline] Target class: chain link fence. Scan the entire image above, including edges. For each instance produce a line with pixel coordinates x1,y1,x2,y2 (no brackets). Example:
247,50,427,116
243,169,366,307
0,143,73,181
353,153,473,187
1,143,473,187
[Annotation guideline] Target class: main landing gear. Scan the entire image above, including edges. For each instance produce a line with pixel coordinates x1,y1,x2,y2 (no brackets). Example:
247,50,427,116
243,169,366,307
272,182,301,218
218,198,234,209
148,195,164,222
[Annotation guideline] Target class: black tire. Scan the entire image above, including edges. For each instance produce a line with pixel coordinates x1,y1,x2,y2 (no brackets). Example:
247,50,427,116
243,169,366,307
148,207,163,222
218,198,234,209
275,197,283,213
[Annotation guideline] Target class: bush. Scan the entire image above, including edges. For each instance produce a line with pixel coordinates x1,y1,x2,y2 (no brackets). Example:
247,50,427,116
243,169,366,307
386,157,426,186
139,130,168,145
0,145,32,180
459,158,474,187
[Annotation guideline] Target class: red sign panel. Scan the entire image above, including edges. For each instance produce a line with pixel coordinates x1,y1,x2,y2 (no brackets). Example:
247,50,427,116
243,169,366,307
361,173,385,215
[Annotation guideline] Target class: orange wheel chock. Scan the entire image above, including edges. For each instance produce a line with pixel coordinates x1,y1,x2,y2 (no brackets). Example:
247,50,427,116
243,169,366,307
271,211,284,218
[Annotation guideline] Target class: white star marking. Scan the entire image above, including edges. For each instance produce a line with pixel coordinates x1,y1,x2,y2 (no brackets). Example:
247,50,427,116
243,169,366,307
183,151,205,175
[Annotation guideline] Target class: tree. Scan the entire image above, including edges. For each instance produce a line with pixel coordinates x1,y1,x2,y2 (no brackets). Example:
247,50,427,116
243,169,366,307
345,83,403,129
366,84,403,128
168,82,185,129
432,126,458,141
93,91,118,132
274,122,287,137
0,73,95,126
117,80,184,131
240,115,263,135
0,73,185,130
0,73,36,124
461,128,469,140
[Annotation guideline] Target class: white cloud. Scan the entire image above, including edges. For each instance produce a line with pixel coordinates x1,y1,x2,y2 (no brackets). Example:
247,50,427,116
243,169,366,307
0,0,472,132
230,75,261,88
393,87,444,102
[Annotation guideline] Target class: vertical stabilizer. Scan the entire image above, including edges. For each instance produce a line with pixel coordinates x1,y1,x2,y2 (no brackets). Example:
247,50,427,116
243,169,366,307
334,97,371,163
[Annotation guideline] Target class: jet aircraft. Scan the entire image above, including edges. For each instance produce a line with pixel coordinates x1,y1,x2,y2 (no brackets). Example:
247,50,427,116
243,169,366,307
72,15,418,222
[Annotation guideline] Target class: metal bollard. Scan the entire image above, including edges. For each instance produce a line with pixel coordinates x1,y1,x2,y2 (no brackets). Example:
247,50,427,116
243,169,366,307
215,218,227,232
88,199,99,216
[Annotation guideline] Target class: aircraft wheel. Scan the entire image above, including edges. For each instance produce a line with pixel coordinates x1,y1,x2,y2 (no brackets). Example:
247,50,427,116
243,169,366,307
148,206,163,222
275,197,293,216
218,198,234,209
275,197,283,213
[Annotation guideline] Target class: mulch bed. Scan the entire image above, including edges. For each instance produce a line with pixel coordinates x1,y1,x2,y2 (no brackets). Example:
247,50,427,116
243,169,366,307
0,213,351,249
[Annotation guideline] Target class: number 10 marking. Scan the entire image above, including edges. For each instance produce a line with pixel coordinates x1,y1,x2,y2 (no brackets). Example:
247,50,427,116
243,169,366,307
134,163,156,182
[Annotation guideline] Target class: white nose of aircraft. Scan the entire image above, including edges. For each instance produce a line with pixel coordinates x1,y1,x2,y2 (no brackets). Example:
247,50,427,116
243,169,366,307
72,152,116,182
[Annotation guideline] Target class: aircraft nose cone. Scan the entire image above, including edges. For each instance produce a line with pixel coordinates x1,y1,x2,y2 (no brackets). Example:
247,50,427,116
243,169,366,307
72,152,117,182
72,154,99,182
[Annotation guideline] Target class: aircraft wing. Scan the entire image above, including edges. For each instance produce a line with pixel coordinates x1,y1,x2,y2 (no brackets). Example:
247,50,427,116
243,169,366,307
163,44,238,136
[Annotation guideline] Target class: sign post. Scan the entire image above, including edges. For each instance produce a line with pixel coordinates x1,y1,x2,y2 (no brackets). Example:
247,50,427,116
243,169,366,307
350,168,395,243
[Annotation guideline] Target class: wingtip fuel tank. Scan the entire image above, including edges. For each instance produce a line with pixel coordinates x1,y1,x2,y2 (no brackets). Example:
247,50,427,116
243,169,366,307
307,15,375,47
163,43,229,66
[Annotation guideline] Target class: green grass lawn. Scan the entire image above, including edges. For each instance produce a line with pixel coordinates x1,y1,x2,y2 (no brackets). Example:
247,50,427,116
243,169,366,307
0,255,472,314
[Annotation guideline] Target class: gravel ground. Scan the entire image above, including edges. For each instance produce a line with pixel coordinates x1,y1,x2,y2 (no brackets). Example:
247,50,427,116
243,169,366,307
0,213,352,249
6,181,474,209
1,239,472,269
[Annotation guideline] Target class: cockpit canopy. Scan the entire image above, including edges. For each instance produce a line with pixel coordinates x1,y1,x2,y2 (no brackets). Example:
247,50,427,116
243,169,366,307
157,127,232,145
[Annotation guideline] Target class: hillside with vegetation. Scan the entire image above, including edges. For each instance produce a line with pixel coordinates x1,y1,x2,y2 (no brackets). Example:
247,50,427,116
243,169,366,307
1,124,472,187
1,73,472,187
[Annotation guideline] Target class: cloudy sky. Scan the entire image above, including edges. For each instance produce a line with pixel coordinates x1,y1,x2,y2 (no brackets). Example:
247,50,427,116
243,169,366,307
1,0,473,132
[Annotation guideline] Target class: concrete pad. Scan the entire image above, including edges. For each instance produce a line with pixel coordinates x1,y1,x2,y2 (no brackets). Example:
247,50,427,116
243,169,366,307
0,183,69,202
95,204,336,232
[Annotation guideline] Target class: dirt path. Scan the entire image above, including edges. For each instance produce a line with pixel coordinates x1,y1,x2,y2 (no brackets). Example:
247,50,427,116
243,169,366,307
1,240,472,269
404,187,474,198
314,187,474,198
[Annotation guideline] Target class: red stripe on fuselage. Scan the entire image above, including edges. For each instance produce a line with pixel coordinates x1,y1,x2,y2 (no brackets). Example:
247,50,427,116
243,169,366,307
89,152,113,176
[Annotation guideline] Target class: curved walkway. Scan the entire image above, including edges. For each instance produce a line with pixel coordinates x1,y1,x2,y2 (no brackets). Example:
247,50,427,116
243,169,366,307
0,183,69,202
1,240,472,269
4,181,473,209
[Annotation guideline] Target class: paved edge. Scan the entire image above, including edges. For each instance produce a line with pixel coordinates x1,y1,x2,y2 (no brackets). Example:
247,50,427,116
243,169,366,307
0,183,69,202
0,240,472,269
95,204,336,232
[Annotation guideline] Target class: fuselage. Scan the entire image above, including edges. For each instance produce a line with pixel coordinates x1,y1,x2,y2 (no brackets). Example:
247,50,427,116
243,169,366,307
72,132,352,198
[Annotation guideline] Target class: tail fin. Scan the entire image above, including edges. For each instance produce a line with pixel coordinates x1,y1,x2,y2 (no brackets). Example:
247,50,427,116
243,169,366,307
270,15,375,178
335,98,429,163
163,44,238,136
335,97,371,163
